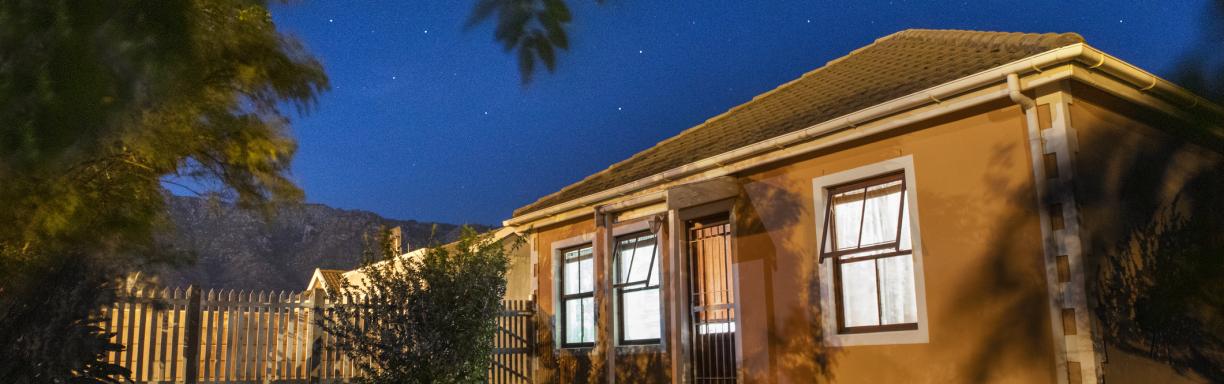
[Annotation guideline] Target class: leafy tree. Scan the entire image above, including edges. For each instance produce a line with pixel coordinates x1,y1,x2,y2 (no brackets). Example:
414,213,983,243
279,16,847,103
0,0,327,382
1171,0,1224,103
468,0,600,83
321,227,514,384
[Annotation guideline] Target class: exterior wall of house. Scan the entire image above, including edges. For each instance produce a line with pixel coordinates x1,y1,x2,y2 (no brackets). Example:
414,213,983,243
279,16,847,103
531,213,675,383
528,100,1067,383
1068,83,1223,384
731,100,1057,383
523,79,1221,384
504,234,534,300
533,218,600,383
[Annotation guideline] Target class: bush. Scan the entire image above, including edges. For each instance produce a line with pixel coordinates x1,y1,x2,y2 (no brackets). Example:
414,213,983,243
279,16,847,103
320,226,513,384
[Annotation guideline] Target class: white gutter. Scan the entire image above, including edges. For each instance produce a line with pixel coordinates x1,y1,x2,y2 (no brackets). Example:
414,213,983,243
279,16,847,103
596,191,665,214
506,43,1222,229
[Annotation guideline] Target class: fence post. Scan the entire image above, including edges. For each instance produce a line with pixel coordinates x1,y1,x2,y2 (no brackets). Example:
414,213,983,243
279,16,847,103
528,299,536,383
307,288,327,384
183,286,202,384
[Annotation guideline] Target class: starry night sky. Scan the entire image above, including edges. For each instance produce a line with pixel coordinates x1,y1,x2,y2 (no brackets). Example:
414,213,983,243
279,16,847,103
266,1,1210,225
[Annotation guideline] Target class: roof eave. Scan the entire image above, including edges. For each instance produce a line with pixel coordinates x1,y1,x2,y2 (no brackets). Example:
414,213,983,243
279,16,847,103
505,43,1223,229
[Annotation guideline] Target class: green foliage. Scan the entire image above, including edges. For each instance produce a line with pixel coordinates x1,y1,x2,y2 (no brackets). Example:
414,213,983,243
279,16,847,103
1172,0,1224,103
0,0,326,251
321,227,513,384
0,0,327,382
0,254,130,384
468,0,599,84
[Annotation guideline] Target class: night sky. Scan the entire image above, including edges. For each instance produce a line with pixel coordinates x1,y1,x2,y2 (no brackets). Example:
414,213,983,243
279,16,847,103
266,1,1209,225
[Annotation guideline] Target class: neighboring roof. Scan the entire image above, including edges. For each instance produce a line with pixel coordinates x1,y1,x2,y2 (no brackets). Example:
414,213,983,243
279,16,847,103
338,227,521,286
513,29,1084,217
308,269,347,292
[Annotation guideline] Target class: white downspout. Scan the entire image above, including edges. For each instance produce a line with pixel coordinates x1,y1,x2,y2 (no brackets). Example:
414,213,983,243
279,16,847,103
1007,73,1036,110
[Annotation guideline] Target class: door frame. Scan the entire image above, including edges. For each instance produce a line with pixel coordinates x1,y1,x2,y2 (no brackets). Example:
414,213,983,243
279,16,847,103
670,198,743,383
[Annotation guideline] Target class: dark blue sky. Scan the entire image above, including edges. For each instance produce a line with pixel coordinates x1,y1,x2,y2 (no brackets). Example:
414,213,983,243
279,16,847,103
267,0,1208,225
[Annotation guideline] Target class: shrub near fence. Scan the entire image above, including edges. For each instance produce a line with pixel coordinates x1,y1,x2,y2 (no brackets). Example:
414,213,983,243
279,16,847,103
102,287,534,383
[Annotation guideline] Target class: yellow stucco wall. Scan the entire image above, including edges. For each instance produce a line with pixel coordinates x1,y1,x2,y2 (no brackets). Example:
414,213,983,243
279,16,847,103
525,83,1221,383
1069,83,1222,384
732,100,1056,383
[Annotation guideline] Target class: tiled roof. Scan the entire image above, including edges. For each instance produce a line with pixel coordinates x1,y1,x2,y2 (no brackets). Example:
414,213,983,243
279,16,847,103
317,269,346,292
513,29,1083,217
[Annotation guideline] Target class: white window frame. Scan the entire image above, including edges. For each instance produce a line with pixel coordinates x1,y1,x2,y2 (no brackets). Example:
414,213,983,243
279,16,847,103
552,232,597,349
812,155,930,346
610,219,665,346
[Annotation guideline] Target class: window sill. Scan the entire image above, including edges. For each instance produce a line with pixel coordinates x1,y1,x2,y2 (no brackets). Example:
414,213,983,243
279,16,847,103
825,326,928,347
615,343,665,355
559,344,595,351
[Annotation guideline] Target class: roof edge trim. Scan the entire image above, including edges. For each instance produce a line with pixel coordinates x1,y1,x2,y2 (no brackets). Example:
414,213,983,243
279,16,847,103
506,43,1223,228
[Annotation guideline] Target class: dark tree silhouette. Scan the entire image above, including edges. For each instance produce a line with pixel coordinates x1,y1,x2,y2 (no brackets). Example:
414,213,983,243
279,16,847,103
0,0,327,381
1171,0,1224,103
469,0,602,84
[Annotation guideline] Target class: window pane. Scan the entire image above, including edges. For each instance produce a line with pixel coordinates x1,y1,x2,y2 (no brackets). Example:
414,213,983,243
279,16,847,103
860,181,903,246
616,237,638,282
579,258,594,293
581,297,595,343
831,191,865,250
566,246,592,260
877,254,918,325
840,259,880,328
899,192,912,251
565,297,596,344
617,234,658,285
565,298,584,344
621,289,661,341
648,251,661,286
563,261,580,295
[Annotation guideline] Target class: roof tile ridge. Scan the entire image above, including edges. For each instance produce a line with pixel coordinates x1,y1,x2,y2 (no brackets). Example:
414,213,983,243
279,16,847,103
513,29,982,213
513,29,1085,215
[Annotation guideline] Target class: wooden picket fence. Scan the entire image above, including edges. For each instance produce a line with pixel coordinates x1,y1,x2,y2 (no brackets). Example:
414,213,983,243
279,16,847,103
102,287,534,383
489,299,534,384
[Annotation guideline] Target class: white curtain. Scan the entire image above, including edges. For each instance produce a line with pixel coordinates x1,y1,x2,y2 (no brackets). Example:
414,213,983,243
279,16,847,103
831,180,917,327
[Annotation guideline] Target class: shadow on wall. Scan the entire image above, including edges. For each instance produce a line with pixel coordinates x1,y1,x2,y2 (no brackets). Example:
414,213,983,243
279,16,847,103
534,311,593,384
938,140,1056,382
532,99,1222,384
1072,97,1224,381
729,98,1223,383
612,349,668,384
951,104,1224,382
737,175,839,383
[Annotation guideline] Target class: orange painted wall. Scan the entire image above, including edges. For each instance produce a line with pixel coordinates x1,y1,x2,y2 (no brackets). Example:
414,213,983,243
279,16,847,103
1069,84,1223,384
732,100,1057,383
525,82,1222,383
533,218,598,383
532,216,672,383
529,100,1061,383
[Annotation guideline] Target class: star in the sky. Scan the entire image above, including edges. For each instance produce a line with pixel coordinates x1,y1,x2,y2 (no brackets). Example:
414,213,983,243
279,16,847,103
328,18,334,23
